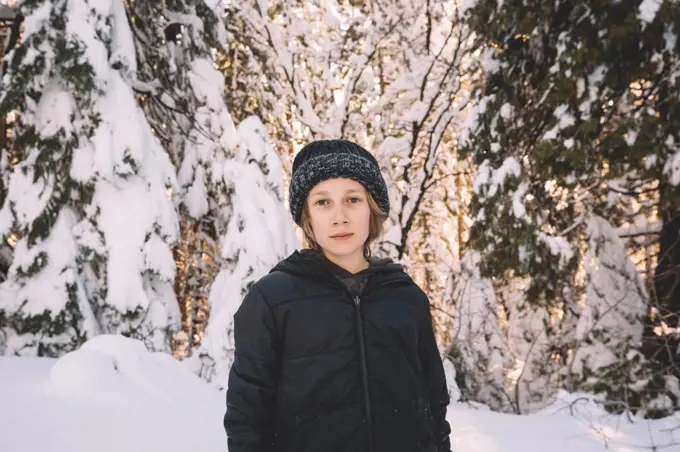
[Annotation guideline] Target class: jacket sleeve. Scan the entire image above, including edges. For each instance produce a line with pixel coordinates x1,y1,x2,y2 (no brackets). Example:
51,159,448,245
224,283,279,452
419,296,452,452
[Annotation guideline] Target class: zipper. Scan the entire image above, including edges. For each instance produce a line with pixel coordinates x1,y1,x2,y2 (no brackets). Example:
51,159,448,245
296,253,412,451
354,295,374,452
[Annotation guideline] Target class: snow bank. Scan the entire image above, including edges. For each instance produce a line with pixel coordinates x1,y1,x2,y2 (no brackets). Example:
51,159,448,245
1,335,678,452
451,391,680,452
45,335,216,408
0,335,225,452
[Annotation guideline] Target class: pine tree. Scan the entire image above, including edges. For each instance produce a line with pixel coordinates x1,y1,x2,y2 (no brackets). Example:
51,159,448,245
126,0,235,223
125,0,239,354
0,0,181,355
461,0,680,415
567,215,675,417
0,0,101,356
448,250,512,411
194,116,298,387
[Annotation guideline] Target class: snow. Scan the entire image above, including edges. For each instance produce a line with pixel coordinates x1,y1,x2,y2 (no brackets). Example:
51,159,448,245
493,157,522,187
638,0,662,24
94,180,174,311
0,336,225,452
1,153,53,227
667,149,680,185
458,0,478,15
403,100,429,123
499,103,513,120
547,104,576,134
20,3,51,39
572,216,647,374
579,65,607,119
35,86,76,137
538,231,574,264
473,157,522,198
452,391,680,451
1,335,679,452
0,210,99,356
624,129,638,146
481,48,500,74
665,27,677,54
179,56,237,219
108,0,137,74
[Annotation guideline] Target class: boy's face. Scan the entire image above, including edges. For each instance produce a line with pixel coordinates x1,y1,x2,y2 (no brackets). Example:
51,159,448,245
306,178,371,263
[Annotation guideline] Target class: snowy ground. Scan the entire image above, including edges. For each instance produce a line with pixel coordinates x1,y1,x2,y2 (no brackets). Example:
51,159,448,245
1,335,678,452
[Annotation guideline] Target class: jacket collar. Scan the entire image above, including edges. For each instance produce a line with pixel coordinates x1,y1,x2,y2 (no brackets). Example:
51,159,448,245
270,249,412,291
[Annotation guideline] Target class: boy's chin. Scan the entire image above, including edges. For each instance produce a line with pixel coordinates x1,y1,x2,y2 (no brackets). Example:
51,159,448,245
323,242,363,258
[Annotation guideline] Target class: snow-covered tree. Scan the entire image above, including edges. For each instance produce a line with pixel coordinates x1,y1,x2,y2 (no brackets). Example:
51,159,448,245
461,0,680,415
0,0,180,355
127,0,234,222
451,251,572,413
124,0,240,354
223,1,477,333
193,116,298,387
572,216,648,379
366,2,477,332
0,0,103,356
448,250,512,411
568,215,679,417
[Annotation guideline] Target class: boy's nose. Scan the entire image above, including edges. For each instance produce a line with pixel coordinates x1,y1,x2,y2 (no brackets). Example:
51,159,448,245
332,208,349,225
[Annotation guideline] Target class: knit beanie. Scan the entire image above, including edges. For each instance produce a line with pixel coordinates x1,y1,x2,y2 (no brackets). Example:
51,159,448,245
288,139,390,226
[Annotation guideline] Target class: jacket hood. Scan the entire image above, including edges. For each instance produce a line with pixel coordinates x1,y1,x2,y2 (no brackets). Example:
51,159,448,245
270,249,411,286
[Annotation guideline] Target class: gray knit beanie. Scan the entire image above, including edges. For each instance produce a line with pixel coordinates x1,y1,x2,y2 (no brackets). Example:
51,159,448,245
288,139,390,226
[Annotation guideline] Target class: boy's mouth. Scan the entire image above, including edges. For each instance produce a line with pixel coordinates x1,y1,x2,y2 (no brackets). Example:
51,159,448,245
330,232,353,240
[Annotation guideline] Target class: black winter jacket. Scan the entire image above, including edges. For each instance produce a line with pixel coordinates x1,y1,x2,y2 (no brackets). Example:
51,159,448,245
224,249,452,452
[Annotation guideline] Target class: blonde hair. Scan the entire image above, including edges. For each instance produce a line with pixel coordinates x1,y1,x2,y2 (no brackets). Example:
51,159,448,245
300,192,388,260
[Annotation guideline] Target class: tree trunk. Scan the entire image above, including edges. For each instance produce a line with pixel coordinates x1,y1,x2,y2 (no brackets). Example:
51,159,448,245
645,183,680,378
